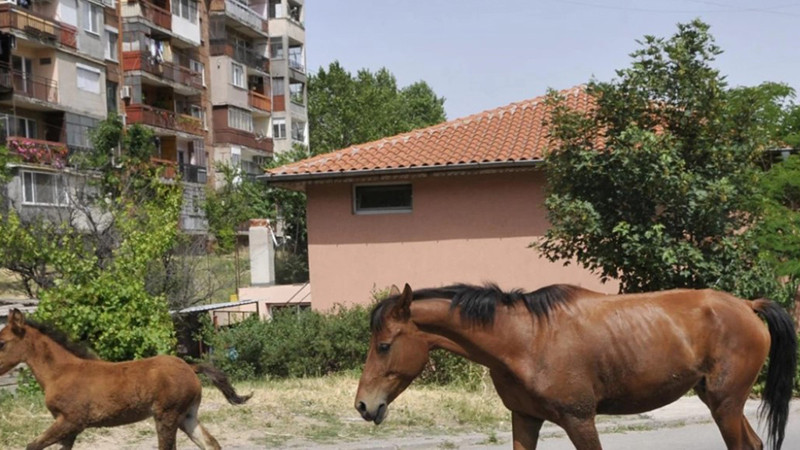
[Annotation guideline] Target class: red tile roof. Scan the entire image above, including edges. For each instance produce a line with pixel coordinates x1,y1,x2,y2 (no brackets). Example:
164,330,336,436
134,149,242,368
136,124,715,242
265,85,593,182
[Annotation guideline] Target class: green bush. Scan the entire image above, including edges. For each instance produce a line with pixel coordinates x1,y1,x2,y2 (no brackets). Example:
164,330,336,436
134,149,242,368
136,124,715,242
207,302,488,389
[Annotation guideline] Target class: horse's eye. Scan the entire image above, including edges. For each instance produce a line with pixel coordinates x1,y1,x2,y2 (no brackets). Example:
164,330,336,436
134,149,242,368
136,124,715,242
377,343,390,354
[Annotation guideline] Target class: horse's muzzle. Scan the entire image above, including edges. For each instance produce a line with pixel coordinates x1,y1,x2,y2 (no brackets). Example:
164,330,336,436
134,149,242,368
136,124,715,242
356,400,388,425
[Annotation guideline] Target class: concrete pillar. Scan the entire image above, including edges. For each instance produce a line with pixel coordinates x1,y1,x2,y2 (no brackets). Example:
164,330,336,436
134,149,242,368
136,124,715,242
249,219,275,286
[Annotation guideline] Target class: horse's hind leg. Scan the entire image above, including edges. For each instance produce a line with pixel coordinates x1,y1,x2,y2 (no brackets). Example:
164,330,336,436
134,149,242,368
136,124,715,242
695,381,763,449
559,416,602,450
154,414,181,450
180,402,221,450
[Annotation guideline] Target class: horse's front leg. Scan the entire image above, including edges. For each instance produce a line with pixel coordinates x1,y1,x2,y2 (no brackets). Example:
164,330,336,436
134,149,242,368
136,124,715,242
26,416,82,450
559,415,602,450
512,411,544,449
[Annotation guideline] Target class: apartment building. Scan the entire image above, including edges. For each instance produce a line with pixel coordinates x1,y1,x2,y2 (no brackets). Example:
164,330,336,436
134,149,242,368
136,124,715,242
0,0,115,222
267,0,306,153
1,0,296,232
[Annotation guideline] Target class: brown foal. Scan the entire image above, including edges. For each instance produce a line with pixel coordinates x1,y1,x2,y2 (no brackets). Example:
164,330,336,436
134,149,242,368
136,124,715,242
0,309,251,450
355,283,797,449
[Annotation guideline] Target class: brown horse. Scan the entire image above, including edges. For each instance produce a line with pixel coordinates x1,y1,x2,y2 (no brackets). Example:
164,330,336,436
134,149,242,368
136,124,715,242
0,309,251,450
355,283,798,449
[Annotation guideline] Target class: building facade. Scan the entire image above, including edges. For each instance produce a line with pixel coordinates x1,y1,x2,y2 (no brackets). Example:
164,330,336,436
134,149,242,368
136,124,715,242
2,0,296,232
266,0,306,153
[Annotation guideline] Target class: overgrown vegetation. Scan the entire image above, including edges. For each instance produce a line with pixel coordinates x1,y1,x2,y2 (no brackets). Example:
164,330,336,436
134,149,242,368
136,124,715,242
538,20,798,305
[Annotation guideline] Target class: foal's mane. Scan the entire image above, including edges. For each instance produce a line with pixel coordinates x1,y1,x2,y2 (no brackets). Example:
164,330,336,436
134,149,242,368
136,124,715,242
25,319,99,360
370,283,580,332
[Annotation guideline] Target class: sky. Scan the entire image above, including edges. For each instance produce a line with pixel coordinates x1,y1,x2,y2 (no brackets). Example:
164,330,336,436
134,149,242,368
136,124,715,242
306,0,800,120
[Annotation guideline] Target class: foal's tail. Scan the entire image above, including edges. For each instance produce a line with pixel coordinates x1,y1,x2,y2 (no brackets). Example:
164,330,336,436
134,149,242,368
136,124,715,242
752,299,798,450
192,363,253,405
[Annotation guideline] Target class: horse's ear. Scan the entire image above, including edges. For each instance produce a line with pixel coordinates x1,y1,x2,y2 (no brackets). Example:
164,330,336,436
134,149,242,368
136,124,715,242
389,285,401,296
390,283,413,321
9,308,26,336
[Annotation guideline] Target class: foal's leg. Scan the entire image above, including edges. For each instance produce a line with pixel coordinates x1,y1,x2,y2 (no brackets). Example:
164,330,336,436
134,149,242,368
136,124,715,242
180,402,221,450
154,414,181,450
559,416,603,450
511,411,544,449
57,433,78,450
25,416,82,450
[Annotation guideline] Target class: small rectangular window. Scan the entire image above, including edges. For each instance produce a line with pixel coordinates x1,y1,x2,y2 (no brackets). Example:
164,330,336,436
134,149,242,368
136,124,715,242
76,64,101,93
231,62,245,88
22,171,67,206
84,3,100,34
272,118,285,139
105,30,118,61
354,184,412,214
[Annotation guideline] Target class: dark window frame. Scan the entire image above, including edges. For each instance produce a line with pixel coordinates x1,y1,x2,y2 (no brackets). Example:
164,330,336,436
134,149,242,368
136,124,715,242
353,183,413,215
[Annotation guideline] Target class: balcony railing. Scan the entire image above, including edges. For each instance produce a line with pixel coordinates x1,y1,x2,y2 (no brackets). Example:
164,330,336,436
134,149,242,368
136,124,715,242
179,163,207,184
8,136,69,168
126,104,204,135
214,128,272,153
288,57,305,73
0,4,77,48
209,40,268,73
248,90,271,111
122,0,171,31
215,0,267,33
122,52,203,90
0,64,59,104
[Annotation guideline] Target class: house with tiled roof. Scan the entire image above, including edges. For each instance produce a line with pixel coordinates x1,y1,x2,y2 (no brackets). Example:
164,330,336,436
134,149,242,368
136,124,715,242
261,86,617,310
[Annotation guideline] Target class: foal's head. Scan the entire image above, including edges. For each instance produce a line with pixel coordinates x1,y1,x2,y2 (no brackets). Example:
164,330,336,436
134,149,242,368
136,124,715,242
0,309,30,375
355,284,430,425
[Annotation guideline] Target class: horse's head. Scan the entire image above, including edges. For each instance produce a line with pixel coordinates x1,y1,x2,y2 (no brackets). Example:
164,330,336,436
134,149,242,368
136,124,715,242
0,309,28,375
355,283,430,425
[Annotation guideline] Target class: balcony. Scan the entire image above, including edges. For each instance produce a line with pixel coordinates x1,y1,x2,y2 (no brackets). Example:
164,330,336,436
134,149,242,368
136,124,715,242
123,52,203,90
179,163,207,184
214,127,272,153
248,90,270,112
0,64,58,105
0,4,77,49
210,40,268,73
210,0,268,35
126,104,204,135
8,136,68,169
122,0,172,31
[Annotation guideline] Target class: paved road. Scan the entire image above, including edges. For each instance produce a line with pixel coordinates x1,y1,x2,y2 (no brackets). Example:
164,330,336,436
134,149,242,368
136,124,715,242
290,398,800,450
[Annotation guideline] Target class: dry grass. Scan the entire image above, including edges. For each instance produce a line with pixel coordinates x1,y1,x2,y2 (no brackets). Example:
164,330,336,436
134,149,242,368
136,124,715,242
0,374,511,449
0,269,26,299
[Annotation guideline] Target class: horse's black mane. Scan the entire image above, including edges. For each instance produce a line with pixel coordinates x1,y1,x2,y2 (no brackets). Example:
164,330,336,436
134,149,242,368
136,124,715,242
370,283,580,332
25,319,99,360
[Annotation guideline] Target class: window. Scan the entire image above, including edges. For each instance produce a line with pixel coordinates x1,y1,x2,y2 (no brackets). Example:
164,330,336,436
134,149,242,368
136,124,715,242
105,30,118,61
106,81,118,113
291,120,305,142
268,0,283,18
11,56,33,94
84,3,101,34
189,59,204,86
270,39,284,59
16,117,37,138
289,82,304,104
59,0,78,27
22,171,67,206
272,77,284,96
272,118,286,139
228,107,253,132
231,62,245,88
172,0,198,23
66,114,99,149
354,184,412,214
76,64,101,93
288,45,303,70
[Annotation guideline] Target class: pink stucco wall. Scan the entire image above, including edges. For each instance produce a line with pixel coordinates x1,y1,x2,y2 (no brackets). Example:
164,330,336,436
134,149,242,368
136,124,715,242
306,170,617,311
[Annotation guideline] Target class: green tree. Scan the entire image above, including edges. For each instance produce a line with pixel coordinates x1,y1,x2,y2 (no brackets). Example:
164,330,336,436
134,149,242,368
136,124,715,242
538,20,788,299
0,116,180,360
308,61,446,154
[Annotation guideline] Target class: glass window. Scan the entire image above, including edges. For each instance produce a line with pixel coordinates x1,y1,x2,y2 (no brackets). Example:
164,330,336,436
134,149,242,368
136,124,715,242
354,184,412,214
77,65,101,93
270,39,284,59
172,0,198,23
272,118,286,139
291,120,305,142
231,62,245,88
228,107,253,132
105,30,118,61
22,171,67,206
84,3,100,34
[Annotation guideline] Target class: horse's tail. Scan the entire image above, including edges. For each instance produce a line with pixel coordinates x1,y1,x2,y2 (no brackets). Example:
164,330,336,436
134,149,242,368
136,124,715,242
192,363,253,405
752,299,798,450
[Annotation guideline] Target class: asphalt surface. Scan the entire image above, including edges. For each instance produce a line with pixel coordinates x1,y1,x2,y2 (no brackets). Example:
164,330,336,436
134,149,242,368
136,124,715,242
288,397,800,449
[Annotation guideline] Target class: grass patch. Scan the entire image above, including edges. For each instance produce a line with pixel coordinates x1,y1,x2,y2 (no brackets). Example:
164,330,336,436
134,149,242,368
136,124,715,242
0,373,510,448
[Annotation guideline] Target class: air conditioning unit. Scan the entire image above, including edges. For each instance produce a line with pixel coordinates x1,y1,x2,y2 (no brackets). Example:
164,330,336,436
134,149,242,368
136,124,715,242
120,85,132,100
